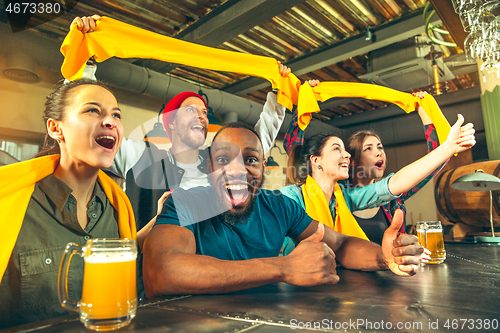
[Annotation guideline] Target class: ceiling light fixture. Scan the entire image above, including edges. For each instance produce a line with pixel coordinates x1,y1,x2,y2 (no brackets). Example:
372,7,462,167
144,105,170,144
266,143,286,170
198,89,222,132
424,45,448,95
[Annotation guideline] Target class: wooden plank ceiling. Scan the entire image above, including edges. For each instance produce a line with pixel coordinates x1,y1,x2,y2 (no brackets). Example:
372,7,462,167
0,0,479,123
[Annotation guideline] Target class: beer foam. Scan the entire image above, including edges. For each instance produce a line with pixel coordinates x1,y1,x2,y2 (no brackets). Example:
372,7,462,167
425,230,443,233
85,252,137,263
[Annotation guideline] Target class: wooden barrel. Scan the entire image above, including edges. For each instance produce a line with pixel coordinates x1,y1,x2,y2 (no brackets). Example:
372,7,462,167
434,161,500,227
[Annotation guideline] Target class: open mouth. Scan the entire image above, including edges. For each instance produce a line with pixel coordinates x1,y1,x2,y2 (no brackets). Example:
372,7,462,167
95,135,116,150
224,183,250,208
375,160,384,168
191,124,204,135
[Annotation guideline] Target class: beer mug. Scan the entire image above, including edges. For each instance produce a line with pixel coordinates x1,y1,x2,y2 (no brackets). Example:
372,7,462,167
416,221,446,264
58,238,137,331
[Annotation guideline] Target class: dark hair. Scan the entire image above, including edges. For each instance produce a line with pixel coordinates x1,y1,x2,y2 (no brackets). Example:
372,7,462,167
35,79,113,157
345,130,382,185
212,121,262,146
287,132,339,185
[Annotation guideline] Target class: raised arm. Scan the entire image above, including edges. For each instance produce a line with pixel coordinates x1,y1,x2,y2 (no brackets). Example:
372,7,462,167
414,91,432,126
142,224,338,297
397,92,446,202
283,80,320,154
255,62,290,154
283,106,303,154
414,91,440,153
387,114,475,196
71,14,101,32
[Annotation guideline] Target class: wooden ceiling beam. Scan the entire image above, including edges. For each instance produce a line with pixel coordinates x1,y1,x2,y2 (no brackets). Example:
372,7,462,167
224,9,441,96
428,0,467,49
149,0,308,73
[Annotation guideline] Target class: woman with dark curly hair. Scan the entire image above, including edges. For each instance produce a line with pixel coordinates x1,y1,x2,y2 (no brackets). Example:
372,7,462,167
281,105,474,254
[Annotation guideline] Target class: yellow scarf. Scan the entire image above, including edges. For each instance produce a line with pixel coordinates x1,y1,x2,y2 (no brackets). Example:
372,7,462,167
302,176,368,240
298,81,450,145
60,16,301,112
0,155,136,278
60,17,450,144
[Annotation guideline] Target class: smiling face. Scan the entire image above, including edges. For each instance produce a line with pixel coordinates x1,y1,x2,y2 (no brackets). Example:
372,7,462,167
357,135,386,180
169,96,208,149
54,84,123,170
313,136,351,182
209,127,265,224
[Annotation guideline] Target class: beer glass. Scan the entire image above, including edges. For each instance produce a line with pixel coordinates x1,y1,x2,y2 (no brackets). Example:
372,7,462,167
58,238,137,331
417,221,446,264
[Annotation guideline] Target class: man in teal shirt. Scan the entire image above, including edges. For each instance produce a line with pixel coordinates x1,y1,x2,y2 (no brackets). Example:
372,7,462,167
143,122,427,298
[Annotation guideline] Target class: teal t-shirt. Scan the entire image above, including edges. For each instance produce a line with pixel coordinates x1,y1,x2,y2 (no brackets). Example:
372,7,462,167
156,187,313,260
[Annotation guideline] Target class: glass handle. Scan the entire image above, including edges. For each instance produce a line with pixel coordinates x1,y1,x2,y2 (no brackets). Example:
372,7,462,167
58,242,83,312
421,223,428,249
423,223,428,249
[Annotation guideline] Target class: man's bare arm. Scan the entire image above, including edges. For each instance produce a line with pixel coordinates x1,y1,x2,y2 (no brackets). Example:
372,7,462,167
143,223,338,298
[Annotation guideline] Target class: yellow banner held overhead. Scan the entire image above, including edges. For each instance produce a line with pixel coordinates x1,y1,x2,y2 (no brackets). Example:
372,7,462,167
60,16,450,143
299,82,451,145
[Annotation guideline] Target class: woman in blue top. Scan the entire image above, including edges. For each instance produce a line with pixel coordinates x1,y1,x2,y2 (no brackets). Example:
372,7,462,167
281,111,475,254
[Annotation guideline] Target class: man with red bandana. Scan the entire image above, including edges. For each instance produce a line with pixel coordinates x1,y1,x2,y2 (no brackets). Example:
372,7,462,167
111,86,288,231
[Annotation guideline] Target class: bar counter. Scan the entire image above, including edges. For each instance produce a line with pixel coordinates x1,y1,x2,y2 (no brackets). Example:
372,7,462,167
6,243,500,332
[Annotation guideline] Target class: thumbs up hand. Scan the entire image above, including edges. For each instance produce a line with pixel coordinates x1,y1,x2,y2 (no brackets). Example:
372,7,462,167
282,222,339,286
445,114,475,155
382,210,429,276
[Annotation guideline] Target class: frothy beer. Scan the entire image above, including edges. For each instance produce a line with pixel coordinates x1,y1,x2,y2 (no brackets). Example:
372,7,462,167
425,229,446,264
416,221,446,264
80,252,137,320
59,238,138,331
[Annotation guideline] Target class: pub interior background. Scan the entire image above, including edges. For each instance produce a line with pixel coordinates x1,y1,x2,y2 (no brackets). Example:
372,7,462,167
0,0,496,238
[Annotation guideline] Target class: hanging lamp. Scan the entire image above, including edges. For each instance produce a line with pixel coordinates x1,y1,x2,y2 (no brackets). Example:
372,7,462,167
144,105,171,144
